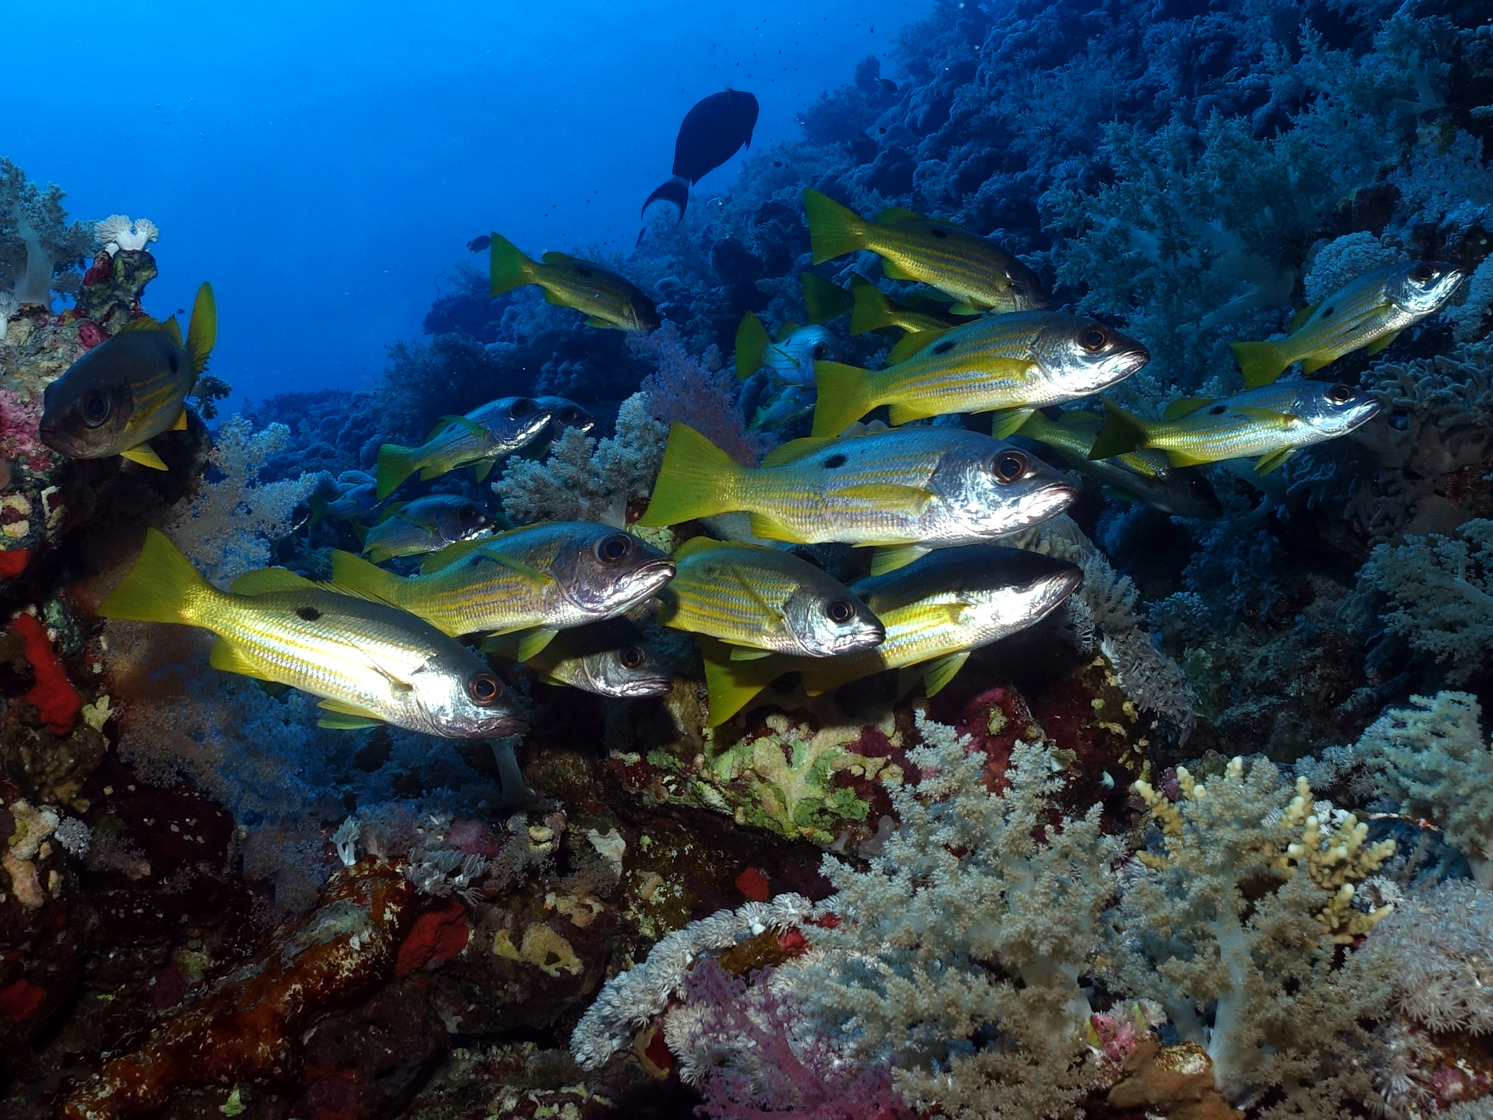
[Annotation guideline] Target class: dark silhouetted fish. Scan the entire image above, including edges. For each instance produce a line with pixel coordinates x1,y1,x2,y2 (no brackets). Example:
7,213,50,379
467,235,491,252
642,90,759,221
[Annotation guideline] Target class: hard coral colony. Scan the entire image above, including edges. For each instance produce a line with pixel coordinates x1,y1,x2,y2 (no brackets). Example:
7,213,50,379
2,0,1493,1117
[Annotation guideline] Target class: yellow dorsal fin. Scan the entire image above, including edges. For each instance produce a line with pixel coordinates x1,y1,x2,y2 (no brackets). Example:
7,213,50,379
116,315,168,335
1163,397,1215,421
162,317,184,347
540,250,573,265
875,206,926,225
230,567,318,595
888,328,945,363
760,437,839,467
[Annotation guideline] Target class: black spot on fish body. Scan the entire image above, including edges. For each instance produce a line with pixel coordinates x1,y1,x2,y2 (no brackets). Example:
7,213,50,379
822,453,848,468
297,606,322,621
576,266,593,277
1208,404,1228,415
929,227,948,239
1322,306,1334,318
932,340,956,355
168,353,179,373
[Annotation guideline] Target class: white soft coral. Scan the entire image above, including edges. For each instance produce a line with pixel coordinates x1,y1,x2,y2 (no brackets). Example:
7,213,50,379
95,214,159,253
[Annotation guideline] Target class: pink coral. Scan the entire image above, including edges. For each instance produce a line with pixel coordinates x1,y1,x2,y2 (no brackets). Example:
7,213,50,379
633,323,770,465
0,388,52,472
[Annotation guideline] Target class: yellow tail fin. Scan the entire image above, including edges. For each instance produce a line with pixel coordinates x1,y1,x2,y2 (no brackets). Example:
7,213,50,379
849,275,895,335
810,361,879,438
97,528,216,626
186,282,217,375
1230,339,1290,389
635,423,745,527
803,190,869,265
1087,401,1152,460
375,442,419,500
735,312,770,380
488,233,537,296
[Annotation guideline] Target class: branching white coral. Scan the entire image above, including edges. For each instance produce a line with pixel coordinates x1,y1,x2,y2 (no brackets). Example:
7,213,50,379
95,214,159,254
569,892,817,1069
0,289,18,341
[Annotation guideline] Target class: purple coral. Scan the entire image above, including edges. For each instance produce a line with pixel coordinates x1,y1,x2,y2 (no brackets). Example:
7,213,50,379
634,323,770,465
678,960,912,1120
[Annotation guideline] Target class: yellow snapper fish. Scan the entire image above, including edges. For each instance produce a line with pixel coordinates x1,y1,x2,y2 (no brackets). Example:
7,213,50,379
656,536,884,658
803,189,1049,314
1087,380,1384,474
484,619,671,698
488,233,659,331
811,311,1150,439
97,529,525,737
376,396,554,499
39,283,216,470
699,545,1083,725
1231,261,1464,388
360,494,493,563
332,521,675,658
734,313,837,385
1003,409,1222,519
637,423,1077,574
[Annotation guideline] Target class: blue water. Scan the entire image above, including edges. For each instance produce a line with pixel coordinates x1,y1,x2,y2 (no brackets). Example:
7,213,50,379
7,0,927,408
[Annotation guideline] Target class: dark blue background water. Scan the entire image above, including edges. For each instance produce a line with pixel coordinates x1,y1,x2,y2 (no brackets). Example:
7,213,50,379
7,0,930,410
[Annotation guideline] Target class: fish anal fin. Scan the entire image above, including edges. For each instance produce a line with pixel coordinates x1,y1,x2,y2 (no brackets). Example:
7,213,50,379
1364,332,1397,356
747,511,800,542
728,647,775,661
1300,356,1332,374
1254,448,1295,474
209,637,265,679
990,408,1034,439
869,543,929,575
121,443,168,470
880,259,916,281
514,627,559,662
169,407,189,431
922,650,971,697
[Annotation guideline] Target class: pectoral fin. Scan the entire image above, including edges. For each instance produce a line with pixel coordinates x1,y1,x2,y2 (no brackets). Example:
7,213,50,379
990,407,1035,439
869,543,929,575
922,651,970,697
514,627,559,661
1253,448,1295,474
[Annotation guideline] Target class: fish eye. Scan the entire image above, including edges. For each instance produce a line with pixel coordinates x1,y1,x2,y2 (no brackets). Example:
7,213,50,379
811,344,827,360
560,407,580,424
466,672,502,705
82,391,112,427
1328,383,1354,404
1412,262,1435,283
991,450,1029,483
596,533,632,563
1078,326,1110,352
508,398,537,419
459,503,482,522
824,598,855,624
620,646,647,670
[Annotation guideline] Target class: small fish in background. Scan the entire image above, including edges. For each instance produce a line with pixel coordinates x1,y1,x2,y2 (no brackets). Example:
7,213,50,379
466,235,491,252
1002,408,1222,519
1088,380,1384,474
656,536,884,657
486,619,671,698
489,234,659,331
638,423,1077,574
1229,261,1466,388
361,494,493,563
98,529,526,738
642,89,759,221
307,473,380,527
332,521,676,656
376,396,553,499
734,313,837,385
750,384,816,431
699,545,1083,725
40,282,216,470
811,311,1150,438
802,189,1049,314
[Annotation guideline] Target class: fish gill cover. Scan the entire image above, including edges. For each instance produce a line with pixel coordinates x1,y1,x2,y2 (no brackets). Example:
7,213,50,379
2,0,1493,1116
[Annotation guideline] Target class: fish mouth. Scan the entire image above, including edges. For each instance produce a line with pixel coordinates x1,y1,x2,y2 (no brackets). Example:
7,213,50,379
38,426,88,457
616,678,673,698
1026,480,1079,521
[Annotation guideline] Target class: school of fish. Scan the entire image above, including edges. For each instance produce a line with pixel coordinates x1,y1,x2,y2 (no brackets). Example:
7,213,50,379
54,130,1467,738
